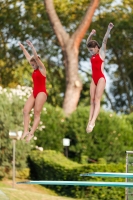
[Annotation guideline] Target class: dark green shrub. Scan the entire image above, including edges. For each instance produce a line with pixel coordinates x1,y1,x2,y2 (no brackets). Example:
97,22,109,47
64,106,133,163
34,103,66,151
28,150,125,199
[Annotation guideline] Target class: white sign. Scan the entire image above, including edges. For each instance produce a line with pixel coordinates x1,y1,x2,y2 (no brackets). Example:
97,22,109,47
63,138,70,146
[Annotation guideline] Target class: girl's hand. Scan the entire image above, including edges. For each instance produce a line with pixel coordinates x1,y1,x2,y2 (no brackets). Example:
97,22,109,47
90,29,96,36
108,23,114,30
26,40,34,48
18,42,24,49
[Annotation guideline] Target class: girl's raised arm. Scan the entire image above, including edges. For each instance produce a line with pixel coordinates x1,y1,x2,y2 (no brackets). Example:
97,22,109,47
26,40,46,75
18,42,31,62
86,29,96,47
99,23,114,59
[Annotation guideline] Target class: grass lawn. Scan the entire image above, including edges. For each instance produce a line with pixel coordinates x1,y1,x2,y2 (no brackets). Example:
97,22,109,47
0,179,81,200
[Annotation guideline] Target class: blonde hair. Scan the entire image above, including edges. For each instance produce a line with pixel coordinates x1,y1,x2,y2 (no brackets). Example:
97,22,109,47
30,55,40,62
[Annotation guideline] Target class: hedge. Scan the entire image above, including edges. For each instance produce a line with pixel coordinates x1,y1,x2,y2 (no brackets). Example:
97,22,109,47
28,150,125,199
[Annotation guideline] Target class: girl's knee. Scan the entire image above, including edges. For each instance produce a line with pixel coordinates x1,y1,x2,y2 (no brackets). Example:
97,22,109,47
23,108,30,115
90,101,95,105
94,97,101,104
90,97,95,105
34,110,41,117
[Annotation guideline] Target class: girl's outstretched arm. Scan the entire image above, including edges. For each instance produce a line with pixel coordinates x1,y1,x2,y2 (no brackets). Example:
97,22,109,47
99,23,114,59
26,40,46,75
18,42,31,62
86,29,96,46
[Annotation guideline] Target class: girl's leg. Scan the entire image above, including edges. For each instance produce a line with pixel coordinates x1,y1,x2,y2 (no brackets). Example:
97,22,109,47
88,80,96,121
26,92,47,142
86,80,96,132
21,94,35,139
88,78,106,132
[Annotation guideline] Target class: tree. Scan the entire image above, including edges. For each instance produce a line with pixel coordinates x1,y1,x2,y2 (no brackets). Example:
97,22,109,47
44,0,99,115
3,0,133,113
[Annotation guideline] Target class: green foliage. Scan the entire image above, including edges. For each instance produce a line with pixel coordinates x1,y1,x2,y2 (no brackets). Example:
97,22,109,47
1,86,133,168
54,0,91,32
1,0,133,112
16,168,30,179
0,92,13,175
28,150,125,199
0,87,32,174
1,85,133,182
34,103,66,151
64,106,87,163
10,61,33,87
1,0,84,87
64,106,133,163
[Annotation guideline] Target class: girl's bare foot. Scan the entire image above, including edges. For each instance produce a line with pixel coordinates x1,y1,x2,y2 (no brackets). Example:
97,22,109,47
86,122,95,133
21,132,29,140
26,132,34,143
86,120,91,133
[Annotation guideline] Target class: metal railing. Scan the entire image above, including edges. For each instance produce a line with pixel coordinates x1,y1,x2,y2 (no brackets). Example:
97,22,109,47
125,151,133,200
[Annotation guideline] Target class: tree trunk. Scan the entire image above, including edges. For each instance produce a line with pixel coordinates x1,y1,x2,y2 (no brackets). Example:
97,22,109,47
62,43,82,115
44,0,99,115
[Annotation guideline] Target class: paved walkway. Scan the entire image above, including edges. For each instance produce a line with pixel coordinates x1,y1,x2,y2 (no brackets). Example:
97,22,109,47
0,190,9,200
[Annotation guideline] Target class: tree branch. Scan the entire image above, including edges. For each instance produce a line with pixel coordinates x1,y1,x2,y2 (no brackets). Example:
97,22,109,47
44,0,69,47
72,0,99,49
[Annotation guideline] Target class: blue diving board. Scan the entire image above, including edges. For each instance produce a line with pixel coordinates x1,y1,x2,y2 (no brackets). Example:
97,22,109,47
17,180,133,187
80,172,133,178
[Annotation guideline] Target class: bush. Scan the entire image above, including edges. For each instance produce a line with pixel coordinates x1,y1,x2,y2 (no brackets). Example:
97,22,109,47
16,168,30,179
64,106,133,163
28,150,125,199
1,85,133,175
0,86,33,176
34,103,66,151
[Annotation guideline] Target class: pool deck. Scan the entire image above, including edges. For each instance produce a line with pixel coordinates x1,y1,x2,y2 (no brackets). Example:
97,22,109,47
0,190,9,200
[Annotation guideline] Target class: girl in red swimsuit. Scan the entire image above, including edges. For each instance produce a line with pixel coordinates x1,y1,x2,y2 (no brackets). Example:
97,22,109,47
86,22,114,133
19,40,47,142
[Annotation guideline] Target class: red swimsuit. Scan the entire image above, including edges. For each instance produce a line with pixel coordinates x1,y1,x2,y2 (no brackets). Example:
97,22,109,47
32,69,48,98
90,53,106,85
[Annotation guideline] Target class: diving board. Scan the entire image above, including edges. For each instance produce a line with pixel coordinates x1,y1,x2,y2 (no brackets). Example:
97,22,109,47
17,180,133,187
80,172,133,178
